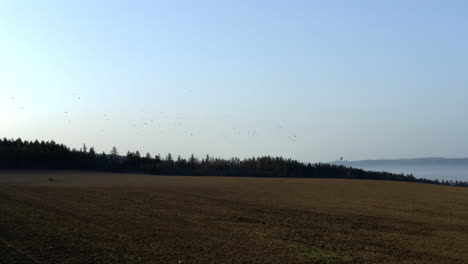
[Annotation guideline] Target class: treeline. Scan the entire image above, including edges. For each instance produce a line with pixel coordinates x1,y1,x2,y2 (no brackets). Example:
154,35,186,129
1,138,467,187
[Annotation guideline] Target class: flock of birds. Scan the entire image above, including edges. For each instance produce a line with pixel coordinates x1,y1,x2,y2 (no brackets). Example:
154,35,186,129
10,94,300,143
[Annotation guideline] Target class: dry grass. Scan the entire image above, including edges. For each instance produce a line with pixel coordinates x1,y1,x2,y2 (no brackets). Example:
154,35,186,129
1,171,467,263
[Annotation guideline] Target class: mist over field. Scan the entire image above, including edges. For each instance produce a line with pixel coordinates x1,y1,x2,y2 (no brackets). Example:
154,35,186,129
344,164,468,182
334,158,468,181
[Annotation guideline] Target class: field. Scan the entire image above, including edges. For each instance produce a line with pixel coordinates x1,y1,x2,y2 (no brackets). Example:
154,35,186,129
1,172,468,264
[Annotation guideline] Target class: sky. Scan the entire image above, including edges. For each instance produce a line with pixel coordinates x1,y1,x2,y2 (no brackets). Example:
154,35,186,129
1,0,468,163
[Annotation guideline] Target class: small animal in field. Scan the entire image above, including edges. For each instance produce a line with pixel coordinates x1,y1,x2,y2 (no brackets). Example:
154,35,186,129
48,178,55,182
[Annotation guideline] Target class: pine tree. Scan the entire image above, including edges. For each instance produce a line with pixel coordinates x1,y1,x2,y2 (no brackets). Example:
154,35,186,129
111,146,118,157
189,154,197,165
89,147,96,157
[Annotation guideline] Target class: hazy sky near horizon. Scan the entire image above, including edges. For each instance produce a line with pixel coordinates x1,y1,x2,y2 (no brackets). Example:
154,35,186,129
1,1,468,162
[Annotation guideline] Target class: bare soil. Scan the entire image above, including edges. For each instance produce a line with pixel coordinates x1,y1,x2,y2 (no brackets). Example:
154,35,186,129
1,171,467,263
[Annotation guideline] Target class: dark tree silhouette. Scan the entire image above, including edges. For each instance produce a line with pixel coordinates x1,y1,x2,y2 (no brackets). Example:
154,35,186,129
0,138,467,187
111,146,118,157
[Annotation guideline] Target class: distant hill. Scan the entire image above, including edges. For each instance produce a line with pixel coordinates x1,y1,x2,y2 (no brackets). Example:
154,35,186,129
332,157,468,167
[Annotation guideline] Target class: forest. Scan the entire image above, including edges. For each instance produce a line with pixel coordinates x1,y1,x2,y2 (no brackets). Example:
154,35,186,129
1,138,467,187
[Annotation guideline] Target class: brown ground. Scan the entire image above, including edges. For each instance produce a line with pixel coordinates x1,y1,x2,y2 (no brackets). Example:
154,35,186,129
1,171,467,264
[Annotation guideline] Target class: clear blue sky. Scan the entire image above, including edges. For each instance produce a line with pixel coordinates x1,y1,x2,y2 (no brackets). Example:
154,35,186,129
1,0,467,162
